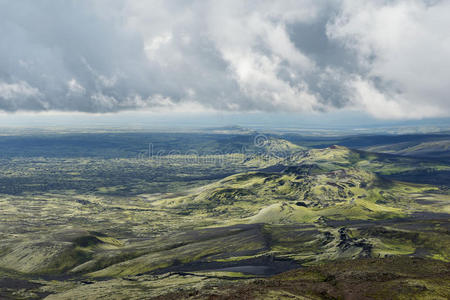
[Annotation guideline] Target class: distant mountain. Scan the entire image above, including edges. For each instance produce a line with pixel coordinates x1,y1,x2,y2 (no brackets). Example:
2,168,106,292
364,139,450,159
280,132,450,158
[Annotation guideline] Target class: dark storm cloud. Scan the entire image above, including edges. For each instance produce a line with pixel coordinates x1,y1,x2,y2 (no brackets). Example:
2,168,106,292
0,0,449,118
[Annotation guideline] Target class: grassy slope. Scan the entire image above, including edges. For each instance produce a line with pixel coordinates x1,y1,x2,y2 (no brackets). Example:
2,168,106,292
52,146,447,278
155,146,448,225
0,143,449,299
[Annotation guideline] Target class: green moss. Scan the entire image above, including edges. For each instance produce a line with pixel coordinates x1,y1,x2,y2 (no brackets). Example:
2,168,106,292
41,247,91,274
373,240,416,256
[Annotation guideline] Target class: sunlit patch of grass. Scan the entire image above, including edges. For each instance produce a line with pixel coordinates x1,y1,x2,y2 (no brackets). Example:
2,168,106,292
372,240,416,257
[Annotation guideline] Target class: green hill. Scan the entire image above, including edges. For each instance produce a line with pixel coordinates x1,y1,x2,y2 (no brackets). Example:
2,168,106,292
0,142,448,299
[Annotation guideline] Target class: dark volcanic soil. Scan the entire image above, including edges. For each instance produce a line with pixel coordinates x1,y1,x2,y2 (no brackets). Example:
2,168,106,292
155,257,450,300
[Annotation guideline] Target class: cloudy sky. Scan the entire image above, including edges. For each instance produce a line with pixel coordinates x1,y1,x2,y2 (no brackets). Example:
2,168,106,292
0,0,449,121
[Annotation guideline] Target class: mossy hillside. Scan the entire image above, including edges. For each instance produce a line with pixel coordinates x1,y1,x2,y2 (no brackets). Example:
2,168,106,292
0,134,449,299
358,226,450,261
1,145,447,282
85,221,448,275
154,161,433,225
0,232,123,274
88,226,267,277
289,145,450,178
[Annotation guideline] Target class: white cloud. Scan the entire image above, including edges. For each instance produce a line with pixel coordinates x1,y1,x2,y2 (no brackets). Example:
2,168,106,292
121,94,215,113
67,79,85,94
349,76,444,119
144,33,173,60
0,0,448,119
0,80,40,99
203,0,321,112
0,80,48,111
90,93,118,111
328,0,450,119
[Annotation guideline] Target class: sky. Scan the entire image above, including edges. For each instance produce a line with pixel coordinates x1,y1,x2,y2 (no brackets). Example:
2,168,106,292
0,0,449,127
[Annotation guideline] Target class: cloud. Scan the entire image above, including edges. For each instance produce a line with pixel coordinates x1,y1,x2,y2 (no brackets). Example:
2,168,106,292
0,80,45,111
348,76,444,119
0,0,448,119
327,0,450,119
67,79,85,95
0,81,40,100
